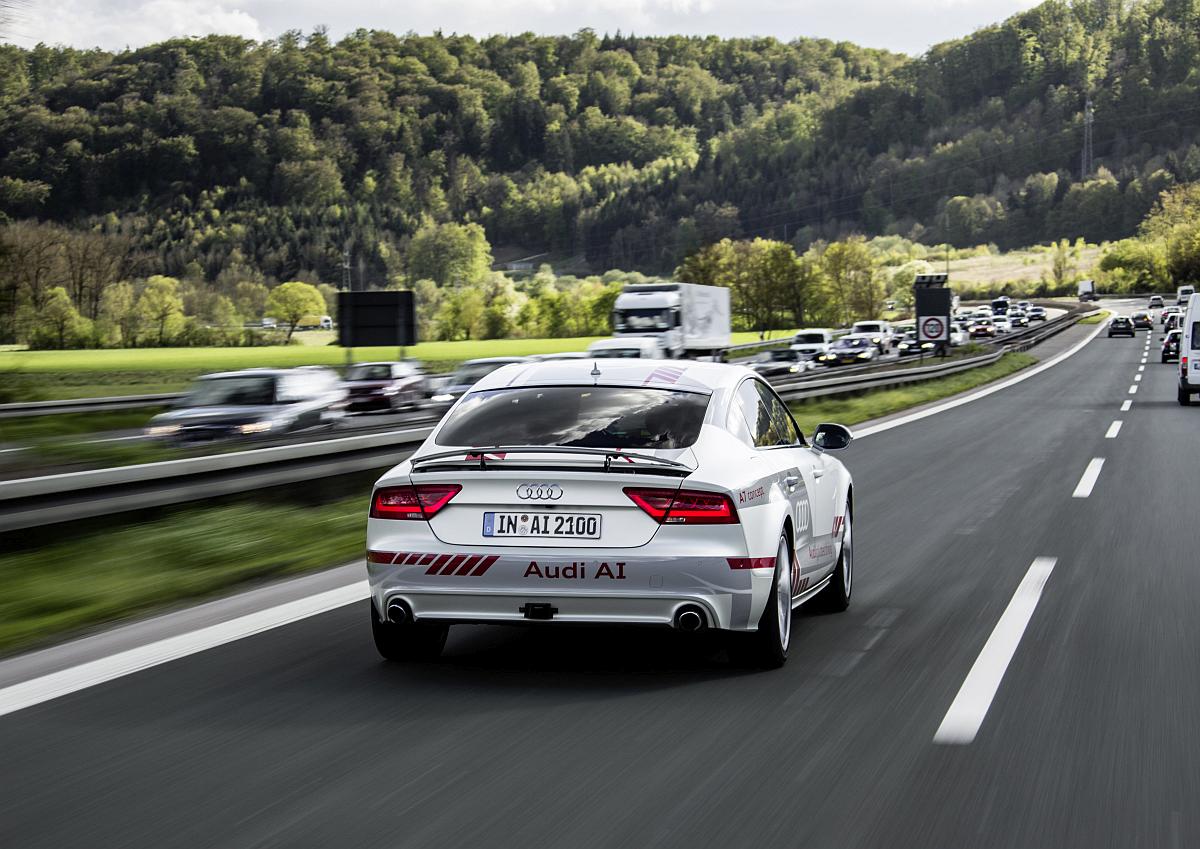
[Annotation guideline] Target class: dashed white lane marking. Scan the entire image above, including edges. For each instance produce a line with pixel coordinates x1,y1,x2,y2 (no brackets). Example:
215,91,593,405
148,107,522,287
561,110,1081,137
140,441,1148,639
934,557,1058,745
1105,421,1122,439
1141,358,1147,364
0,582,369,718
1135,374,1142,382
1138,365,1145,372
1129,384,1139,394
1072,458,1105,498
1121,400,1133,411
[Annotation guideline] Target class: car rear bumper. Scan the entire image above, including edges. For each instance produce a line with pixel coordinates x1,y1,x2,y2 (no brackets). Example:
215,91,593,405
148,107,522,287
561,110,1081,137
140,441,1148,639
366,548,776,631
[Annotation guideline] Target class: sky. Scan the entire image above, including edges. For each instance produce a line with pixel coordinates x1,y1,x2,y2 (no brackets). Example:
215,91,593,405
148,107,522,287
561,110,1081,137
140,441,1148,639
8,0,1045,56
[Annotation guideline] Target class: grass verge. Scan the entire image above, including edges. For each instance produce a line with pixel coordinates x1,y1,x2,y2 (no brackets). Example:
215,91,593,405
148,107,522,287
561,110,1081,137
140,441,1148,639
789,351,1038,433
1,349,1037,654
1077,310,1111,325
0,408,165,442
0,497,366,653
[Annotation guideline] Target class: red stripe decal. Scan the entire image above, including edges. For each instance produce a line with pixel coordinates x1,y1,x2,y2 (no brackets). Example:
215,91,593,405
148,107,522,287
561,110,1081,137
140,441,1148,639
402,552,422,565
419,553,436,566
367,550,397,564
438,555,467,575
455,555,481,576
426,554,451,575
471,555,499,576
390,552,408,565
726,556,777,570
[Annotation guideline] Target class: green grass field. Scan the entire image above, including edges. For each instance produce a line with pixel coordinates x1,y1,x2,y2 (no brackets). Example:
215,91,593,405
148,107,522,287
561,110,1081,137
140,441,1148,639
1,330,796,401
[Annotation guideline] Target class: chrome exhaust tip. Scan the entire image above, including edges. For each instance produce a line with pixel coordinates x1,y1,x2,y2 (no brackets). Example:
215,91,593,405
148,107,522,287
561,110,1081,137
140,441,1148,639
675,607,705,632
386,599,410,625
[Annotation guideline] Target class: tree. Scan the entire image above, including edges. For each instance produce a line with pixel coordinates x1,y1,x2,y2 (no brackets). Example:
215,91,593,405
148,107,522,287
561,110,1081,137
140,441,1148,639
234,281,269,321
36,286,85,349
405,221,493,287
136,276,184,346
100,281,139,347
266,281,327,342
821,238,874,325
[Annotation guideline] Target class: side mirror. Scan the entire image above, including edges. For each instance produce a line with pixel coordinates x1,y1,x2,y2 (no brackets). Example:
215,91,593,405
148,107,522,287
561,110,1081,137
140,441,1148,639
812,423,853,451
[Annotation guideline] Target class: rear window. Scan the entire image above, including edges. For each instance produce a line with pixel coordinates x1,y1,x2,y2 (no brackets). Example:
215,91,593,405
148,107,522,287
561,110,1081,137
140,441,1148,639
435,386,709,450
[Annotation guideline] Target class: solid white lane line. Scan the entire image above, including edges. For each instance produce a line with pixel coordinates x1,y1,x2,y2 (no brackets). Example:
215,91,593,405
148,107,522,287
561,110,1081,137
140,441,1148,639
856,319,1109,438
1072,458,1105,498
1129,384,1139,394
1105,421,1122,439
934,557,1057,745
1121,400,1133,411
0,581,369,718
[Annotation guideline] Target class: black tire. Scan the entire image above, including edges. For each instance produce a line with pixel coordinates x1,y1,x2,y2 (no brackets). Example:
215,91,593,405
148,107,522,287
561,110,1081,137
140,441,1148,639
370,601,448,661
815,506,853,613
1180,388,1193,407
729,535,792,669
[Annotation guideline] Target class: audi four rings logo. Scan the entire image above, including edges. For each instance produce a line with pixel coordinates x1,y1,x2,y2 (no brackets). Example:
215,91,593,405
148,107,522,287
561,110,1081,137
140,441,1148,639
516,484,563,500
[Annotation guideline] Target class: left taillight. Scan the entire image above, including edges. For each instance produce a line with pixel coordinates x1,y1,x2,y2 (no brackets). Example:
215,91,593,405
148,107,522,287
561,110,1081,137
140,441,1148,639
371,484,462,520
624,487,739,525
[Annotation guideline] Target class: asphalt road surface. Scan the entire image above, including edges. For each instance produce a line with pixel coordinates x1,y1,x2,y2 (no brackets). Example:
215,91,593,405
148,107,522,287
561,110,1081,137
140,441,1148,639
2,306,1190,849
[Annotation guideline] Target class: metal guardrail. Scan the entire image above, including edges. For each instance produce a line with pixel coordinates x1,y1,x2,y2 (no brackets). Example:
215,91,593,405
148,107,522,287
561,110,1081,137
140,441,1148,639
0,393,183,419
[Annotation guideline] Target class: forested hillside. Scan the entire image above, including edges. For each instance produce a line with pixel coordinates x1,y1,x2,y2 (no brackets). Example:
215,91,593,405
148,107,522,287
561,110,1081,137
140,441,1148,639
1,0,1199,286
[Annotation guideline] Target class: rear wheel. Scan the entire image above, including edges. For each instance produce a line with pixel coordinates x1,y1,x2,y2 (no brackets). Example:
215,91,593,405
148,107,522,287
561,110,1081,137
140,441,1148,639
730,535,791,669
370,602,448,661
1180,387,1193,407
816,506,853,613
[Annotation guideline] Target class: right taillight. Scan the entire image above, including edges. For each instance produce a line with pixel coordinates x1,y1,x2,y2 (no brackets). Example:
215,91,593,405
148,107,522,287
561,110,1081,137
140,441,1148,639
624,487,739,525
371,484,461,520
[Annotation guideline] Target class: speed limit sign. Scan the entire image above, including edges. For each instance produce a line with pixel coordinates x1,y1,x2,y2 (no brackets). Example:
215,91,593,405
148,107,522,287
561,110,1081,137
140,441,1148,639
919,316,948,342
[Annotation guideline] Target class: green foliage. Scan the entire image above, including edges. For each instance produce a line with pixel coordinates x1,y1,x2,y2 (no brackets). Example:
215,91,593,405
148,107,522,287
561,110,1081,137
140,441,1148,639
266,280,326,341
406,221,493,286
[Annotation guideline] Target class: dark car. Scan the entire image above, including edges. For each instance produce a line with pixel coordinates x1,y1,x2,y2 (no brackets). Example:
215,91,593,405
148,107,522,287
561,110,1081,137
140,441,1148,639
896,331,934,357
816,336,878,366
750,347,816,378
1027,306,1047,321
428,357,529,404
1163,329,1182,362
145,367,344,443
343,361,427,413
1131,311,1153,330
1108,316,1135,337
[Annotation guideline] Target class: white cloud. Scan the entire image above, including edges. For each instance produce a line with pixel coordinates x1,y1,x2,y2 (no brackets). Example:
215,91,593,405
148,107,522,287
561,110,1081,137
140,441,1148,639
10,0,1045,55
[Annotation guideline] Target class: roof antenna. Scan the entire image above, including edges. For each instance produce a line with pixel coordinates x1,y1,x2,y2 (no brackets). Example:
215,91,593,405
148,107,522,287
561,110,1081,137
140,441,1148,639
590,360,601,378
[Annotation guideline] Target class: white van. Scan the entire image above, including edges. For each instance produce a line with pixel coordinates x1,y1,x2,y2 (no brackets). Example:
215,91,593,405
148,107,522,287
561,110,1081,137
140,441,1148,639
791,328,834,355
1177,285,1196,306
1179,293,1200,405
586,337,667,359
850,320,894,352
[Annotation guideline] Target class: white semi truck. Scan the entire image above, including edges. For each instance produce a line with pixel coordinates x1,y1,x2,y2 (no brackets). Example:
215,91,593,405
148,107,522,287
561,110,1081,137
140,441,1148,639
610,282,732,359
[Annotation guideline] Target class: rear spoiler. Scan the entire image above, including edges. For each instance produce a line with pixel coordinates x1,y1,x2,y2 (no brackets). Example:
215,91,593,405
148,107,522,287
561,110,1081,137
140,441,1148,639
410,445,693,475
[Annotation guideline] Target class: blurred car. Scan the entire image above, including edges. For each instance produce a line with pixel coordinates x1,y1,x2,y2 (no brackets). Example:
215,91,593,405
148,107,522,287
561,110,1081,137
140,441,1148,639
750,347,817,378
1161,306,1182,326
1132,311,1153,330
429,357,529,404
1149,295,1165,310
1108,316,1135,337
949,324,968,346
791,329,835,356
1162,328,1182,362
586,337,668,359
896,331,936,357
849,320,894,352
817,334,879,365
145,367,344,443
1017,300,1032,311
1165,312,1183,334
993,316,1013,334
969,317,996,338
1009,310,1029,327
1027,306,1047,321
343,361,427,413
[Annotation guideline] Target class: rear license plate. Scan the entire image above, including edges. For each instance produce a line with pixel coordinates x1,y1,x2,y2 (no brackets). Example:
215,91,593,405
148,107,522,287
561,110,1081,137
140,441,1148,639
483,512,601,539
